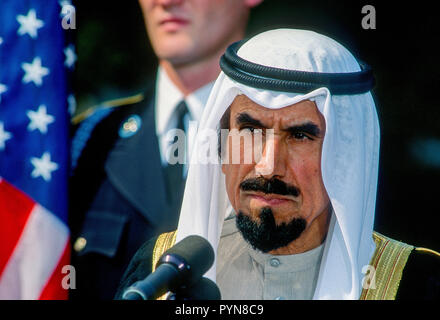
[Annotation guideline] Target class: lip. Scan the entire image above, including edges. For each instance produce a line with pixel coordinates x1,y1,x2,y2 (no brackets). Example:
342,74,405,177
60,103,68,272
159,16,189,31
247,192,293,206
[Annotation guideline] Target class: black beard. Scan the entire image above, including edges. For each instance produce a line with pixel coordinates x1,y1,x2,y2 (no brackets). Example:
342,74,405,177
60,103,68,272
236,207,307,253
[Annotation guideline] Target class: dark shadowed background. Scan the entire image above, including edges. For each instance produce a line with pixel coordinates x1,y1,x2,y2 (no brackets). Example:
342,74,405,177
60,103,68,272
72,0,439,250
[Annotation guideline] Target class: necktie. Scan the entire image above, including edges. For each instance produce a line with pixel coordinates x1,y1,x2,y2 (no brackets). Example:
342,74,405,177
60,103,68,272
164,100,188,212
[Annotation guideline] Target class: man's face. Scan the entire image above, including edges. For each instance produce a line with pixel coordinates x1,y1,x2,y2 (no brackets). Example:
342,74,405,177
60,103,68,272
138,0,259,66
222,95,330,253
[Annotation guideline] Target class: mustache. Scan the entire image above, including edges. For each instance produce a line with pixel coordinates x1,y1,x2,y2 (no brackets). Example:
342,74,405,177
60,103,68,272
239,176,300,197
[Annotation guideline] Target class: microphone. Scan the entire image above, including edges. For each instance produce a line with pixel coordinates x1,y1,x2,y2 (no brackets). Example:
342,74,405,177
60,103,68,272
167,277,221,300
122,235,215,300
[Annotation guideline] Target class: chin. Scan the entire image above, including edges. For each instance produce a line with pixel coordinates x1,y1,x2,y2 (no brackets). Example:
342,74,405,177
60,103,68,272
156,38,196,61
249,206,296,225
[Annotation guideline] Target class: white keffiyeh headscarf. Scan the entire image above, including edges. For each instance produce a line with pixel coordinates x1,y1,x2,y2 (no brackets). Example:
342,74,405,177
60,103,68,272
175,29,380,300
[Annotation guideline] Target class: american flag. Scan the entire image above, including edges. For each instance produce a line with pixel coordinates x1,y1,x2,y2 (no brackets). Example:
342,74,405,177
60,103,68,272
0,1,75,299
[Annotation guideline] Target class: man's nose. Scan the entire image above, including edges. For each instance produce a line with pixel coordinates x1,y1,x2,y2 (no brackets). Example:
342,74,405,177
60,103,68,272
254,134,286,178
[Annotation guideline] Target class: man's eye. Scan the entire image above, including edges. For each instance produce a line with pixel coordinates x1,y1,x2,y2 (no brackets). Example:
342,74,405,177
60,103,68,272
241,126,256,133
292,132,311,140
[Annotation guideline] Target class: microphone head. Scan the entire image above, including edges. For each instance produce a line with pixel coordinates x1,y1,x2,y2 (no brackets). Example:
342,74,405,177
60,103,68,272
157,235,215,287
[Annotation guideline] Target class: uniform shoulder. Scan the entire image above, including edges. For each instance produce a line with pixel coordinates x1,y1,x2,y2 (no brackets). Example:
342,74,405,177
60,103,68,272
70,93,146,171
71,93,145,125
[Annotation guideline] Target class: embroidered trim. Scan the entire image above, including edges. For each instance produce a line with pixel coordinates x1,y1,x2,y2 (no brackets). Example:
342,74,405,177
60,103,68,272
71,93,144,125
152,231,177,300
360,232,414,300
414,247,440,258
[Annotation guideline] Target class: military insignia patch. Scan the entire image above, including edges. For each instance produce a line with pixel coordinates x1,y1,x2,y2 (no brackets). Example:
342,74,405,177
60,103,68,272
119,114,142,138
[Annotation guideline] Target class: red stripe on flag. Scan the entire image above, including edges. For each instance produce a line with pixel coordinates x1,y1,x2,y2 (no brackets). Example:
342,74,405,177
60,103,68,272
0,179,36,277
39,240,70,300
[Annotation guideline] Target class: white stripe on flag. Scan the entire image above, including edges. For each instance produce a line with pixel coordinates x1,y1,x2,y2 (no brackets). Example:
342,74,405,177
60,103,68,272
0,204,69,300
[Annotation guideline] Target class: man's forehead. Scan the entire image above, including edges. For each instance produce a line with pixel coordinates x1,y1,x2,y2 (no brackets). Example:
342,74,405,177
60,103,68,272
229,94,321,123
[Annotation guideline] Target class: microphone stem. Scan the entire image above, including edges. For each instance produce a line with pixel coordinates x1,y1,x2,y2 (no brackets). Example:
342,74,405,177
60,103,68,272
122,264,180,300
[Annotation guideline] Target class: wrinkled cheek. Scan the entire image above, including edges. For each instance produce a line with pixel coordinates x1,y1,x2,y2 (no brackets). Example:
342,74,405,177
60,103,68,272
225,132,256,166
309,158,329,201
307,181,330,223
290,161,325,216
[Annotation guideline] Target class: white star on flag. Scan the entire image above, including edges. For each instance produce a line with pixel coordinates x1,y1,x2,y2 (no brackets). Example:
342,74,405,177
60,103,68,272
0,83,7,103
27,105,55,134
59,0,72,7
30,152,59,182
0,122,13,151
22,57,50,87
59,0,73,16
64,45,77,68
0,37,3,45
16,9,44,39
67,94,76,116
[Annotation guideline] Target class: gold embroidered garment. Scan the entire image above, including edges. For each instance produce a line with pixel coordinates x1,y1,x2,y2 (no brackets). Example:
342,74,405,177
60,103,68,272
359,232,413,300
151,231,437,300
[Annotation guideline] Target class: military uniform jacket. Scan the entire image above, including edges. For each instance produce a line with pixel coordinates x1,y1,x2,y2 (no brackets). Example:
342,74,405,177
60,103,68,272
69,86,183,300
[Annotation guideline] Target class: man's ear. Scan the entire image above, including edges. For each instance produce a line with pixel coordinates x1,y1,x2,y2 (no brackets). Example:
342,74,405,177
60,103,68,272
245,0,263,9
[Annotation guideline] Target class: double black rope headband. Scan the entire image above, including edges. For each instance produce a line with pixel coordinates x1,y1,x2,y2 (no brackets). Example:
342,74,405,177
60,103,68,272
219,41,375,95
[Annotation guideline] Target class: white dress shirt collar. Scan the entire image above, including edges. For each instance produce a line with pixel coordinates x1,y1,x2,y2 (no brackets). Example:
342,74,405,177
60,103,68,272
155,67,215,167
155,67,214,136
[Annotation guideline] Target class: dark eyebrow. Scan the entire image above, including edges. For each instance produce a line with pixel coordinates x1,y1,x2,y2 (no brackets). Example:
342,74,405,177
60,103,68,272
236,113,322,137
235,112,266,128
285,122,322,137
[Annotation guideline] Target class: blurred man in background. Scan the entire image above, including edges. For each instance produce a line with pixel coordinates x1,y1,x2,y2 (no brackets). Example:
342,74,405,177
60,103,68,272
69,0,262,299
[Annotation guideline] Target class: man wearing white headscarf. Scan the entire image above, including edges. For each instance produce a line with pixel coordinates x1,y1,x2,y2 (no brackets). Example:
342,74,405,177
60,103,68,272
115,29,439,300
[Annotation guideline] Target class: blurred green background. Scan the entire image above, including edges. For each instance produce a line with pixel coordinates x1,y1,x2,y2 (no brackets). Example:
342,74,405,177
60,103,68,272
72,0,440,249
